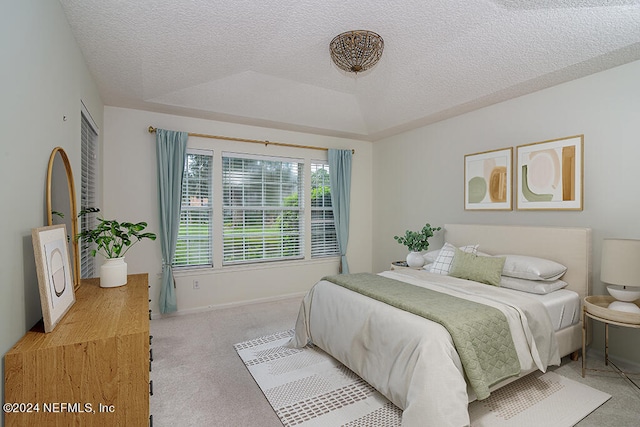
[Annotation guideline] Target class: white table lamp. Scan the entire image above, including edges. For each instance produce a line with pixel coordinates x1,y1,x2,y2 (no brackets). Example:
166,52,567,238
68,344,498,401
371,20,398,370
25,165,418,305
601,238,640,313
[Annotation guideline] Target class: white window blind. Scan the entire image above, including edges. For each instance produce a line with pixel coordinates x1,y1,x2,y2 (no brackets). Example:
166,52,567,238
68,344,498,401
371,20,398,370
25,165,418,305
222,153,304,264
173,150,213,268
80,111,98,279
310,162,339,258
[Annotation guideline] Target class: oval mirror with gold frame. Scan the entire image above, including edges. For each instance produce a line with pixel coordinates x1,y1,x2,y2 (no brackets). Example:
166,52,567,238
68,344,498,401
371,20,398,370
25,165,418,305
46,147,81,290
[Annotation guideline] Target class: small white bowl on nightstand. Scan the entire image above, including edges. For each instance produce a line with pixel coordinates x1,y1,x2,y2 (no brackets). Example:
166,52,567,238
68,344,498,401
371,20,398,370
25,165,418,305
607,285,640,313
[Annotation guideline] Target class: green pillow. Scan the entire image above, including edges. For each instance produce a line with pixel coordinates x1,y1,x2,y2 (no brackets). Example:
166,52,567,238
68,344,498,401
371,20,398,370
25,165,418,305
449,248,506,287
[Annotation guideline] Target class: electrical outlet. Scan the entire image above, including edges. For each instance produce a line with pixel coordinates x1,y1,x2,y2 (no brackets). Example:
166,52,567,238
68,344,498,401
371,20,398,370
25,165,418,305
193,280,200,290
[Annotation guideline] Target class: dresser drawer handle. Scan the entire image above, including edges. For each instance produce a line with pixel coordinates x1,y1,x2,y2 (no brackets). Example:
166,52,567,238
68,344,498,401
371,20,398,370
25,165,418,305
149,380,153,396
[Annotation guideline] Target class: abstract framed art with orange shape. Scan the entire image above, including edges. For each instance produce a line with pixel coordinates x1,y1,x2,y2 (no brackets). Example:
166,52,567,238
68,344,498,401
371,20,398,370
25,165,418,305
464,147,513,211
516,135,584,211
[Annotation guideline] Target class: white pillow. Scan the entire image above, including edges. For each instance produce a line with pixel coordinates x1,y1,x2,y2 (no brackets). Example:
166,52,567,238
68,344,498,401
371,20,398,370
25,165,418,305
423,250,440,264
500,276,568,294
430,242,479,275
498,255,567,281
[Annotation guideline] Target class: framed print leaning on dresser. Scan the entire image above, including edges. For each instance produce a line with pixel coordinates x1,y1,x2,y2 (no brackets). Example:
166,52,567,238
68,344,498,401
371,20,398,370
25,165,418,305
464,147,512,211
516,135,583,211
32,224,76,332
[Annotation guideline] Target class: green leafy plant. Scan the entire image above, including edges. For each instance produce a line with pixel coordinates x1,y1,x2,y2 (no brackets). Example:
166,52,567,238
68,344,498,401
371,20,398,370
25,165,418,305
76,208,157,258
394,223,442,252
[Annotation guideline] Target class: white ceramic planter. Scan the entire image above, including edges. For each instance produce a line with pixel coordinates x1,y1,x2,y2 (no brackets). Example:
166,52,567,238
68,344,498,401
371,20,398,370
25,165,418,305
100,257,128,288
406,251,425,268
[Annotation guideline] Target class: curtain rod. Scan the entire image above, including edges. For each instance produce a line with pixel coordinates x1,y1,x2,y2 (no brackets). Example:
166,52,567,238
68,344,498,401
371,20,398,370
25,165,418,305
148,126,355,154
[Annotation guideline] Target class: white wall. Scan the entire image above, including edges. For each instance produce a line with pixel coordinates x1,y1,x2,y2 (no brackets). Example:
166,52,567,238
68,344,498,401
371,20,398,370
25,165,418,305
373,60,640,364
103,107,373,315
0,1,103,412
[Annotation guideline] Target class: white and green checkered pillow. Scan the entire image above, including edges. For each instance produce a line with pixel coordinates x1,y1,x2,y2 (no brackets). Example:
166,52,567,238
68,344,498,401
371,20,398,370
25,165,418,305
429,242,479,275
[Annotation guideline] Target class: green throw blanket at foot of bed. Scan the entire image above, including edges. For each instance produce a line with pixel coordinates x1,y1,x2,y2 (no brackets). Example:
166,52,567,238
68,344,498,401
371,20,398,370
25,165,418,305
323,273,520,399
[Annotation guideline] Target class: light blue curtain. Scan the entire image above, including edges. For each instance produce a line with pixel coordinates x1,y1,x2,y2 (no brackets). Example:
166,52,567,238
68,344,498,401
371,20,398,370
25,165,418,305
328,149,352,274
156,129,188,313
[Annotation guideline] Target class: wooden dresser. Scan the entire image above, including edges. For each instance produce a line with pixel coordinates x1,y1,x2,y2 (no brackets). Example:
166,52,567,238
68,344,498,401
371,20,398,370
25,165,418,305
4,273,151,426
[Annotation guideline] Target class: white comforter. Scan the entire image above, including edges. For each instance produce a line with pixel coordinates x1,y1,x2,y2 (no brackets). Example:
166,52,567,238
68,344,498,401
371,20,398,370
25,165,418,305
288,269,560,427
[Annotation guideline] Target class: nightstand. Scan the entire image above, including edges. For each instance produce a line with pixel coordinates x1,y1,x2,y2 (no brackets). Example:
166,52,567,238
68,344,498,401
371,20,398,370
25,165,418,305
390,261,424,270
582,295,640,390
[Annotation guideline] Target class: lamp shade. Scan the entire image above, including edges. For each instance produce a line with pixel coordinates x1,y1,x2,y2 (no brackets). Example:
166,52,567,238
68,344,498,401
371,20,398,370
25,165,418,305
600,238,640,287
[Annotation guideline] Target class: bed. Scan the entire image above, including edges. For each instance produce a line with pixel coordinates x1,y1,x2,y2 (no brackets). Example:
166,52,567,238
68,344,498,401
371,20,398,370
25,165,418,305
289,224,591,427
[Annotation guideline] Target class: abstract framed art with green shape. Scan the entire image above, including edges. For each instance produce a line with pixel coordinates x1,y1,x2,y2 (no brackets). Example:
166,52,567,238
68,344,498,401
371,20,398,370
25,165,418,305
464,147,513,211
516,135,583,211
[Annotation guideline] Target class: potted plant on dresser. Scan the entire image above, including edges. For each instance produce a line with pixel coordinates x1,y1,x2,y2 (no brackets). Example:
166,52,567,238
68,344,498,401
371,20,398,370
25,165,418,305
394,223,442,268
76,208,157,288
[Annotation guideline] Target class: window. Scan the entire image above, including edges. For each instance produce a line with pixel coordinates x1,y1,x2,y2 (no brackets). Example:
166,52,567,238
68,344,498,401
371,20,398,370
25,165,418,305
223,153,304,264
80,109,98,279
310,162,339,258
173,150,213,268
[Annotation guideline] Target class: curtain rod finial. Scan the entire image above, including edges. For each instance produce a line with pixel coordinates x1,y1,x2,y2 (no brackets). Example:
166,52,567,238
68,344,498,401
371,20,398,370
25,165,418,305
148,126,156,133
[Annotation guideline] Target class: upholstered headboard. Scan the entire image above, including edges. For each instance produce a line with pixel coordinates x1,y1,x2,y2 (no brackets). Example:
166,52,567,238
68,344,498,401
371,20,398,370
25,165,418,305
444,224,592,302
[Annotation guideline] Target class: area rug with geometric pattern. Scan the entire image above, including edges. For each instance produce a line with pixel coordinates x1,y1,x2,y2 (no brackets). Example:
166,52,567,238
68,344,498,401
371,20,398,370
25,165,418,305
235,330,610,427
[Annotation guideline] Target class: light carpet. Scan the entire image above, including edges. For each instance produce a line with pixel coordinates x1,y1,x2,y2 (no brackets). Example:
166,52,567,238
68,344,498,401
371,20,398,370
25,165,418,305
234,330,611,427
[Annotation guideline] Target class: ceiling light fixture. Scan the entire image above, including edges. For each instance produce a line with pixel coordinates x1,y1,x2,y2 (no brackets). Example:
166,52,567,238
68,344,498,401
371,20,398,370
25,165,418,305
329,30,384,74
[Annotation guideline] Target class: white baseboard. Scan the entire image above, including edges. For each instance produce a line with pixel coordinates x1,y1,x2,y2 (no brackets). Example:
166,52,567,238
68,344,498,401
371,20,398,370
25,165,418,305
150,292,306,319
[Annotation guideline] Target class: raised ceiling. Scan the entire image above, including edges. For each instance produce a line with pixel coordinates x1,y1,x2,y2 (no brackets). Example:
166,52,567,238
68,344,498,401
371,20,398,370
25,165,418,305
59,0,640,141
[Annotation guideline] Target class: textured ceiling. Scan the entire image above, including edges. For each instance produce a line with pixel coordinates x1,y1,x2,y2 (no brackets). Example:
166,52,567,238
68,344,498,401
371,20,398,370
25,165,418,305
59,0,640,141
